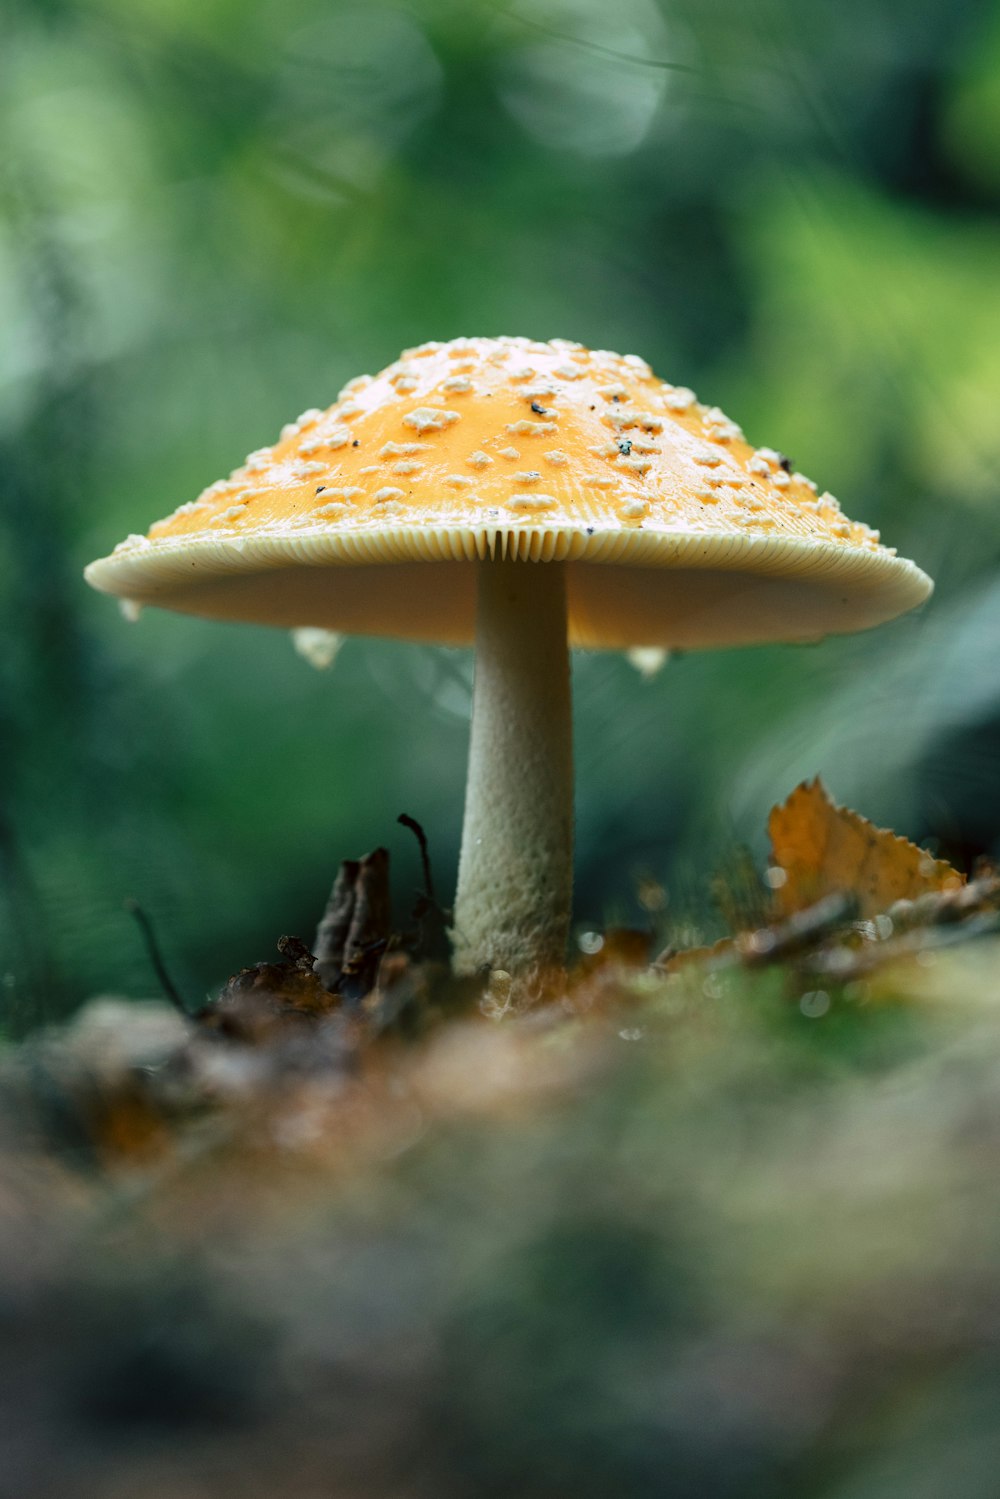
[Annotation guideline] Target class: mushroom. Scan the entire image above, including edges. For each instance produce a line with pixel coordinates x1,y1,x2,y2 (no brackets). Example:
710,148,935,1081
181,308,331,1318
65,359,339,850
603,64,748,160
85,336,932,988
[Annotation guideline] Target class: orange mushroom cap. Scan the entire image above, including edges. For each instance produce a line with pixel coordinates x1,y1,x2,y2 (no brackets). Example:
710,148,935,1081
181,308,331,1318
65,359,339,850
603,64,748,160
85,336,932,649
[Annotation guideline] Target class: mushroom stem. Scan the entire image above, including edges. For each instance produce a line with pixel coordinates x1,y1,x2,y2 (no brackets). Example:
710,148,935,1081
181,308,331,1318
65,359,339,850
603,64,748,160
452,555,573,982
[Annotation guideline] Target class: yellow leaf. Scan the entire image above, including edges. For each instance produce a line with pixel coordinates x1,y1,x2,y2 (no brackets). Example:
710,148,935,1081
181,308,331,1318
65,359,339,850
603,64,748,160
768,779,964,920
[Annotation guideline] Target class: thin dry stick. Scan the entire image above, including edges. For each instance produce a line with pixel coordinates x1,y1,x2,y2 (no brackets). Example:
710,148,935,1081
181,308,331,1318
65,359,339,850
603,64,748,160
124,898,188,1016
399,812,451,962
398,813,435,902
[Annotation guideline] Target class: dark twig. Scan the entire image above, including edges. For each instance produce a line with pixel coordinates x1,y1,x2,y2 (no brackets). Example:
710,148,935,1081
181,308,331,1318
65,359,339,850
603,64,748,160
124,899,189,1017
398,813,435,902
810,911,1000,983
734,892,858,966
398,814,451,963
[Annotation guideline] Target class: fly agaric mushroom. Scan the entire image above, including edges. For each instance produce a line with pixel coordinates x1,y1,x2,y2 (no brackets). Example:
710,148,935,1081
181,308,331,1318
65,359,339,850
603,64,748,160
85,336,932,985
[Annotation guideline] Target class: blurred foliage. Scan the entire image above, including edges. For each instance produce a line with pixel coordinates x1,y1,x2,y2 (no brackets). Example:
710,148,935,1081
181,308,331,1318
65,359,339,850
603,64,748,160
3,0,1000,1028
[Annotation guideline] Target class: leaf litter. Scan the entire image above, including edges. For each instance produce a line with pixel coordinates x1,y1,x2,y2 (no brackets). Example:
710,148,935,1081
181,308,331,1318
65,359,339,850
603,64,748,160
664,777,1000,986
6,776,999,1176
6,784,1000,1496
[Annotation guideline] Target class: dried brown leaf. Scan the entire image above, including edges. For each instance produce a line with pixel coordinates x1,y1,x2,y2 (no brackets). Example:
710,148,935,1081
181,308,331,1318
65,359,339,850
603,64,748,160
768,778,964,921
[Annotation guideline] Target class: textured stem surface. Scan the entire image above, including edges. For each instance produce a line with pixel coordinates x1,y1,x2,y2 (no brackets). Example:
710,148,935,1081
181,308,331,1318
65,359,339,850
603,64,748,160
452,558,573,979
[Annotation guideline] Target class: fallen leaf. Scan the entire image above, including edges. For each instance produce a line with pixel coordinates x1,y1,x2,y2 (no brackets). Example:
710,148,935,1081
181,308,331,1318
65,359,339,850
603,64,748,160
768,778,964,920
576,928,654,975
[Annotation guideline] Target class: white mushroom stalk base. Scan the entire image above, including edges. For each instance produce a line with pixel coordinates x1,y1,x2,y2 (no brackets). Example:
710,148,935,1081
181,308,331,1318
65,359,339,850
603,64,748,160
451,557,574,985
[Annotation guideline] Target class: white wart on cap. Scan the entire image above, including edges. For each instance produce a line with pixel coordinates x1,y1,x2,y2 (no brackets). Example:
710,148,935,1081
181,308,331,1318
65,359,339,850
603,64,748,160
86,337,933,989
85,336,932,650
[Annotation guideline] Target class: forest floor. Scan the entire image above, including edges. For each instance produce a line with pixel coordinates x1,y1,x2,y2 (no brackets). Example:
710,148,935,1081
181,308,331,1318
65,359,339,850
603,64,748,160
3,782,1000,1499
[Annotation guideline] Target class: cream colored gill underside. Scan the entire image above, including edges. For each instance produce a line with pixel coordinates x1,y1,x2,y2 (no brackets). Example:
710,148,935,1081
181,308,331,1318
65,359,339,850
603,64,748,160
84,525,932,649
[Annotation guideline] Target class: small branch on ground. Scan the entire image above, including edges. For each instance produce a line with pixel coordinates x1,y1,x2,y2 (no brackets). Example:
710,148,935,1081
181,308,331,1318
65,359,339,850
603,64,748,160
398,814,435,901
398,813,451,962
124,899,189,1017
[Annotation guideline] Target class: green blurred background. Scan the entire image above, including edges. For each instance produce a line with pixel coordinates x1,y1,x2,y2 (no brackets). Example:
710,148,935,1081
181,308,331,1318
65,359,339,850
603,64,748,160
3,0,1000,1029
